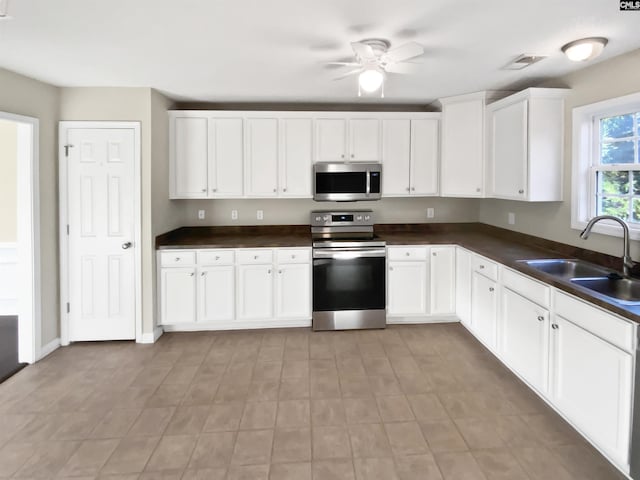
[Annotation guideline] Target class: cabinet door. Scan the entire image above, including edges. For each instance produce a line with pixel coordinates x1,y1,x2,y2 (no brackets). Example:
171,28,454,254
349,118,381,161
499,288,549,393
471,272,497,349
430,247,455,315
276,263,311,319
245,118,278,197
551,315,633,466
210,118,244,197
315,118,347,161
198,266,234,323
160,268,196,324
381,119,411,196
280,118,312,197
491,100,528,199
411,119,439,195
455,248,472,326
172,117,208,198
441,99,484,197
237,264,273,320
387,261,428,316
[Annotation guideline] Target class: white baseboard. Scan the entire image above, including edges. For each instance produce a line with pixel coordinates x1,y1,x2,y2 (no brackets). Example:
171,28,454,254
162,318,312,332
387,315,459,324
139,326,164,344
38,337,60,361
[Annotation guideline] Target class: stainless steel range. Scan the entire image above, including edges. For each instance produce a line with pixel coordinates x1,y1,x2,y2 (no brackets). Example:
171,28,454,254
311,210,386,331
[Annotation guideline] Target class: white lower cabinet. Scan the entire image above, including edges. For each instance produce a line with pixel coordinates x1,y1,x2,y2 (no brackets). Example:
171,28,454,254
499,287,549,394
388,261,428,316
471,271,497,349
237,264,274,320
161,267,196,324
198,265,234,323
276,263,311,319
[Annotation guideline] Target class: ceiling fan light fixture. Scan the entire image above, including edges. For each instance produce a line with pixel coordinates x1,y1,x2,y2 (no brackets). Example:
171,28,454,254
561,37,608,62
358,68,384,93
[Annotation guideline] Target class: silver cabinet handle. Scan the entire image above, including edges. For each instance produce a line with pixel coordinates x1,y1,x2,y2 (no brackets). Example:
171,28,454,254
479,265,485,269
552,324,559,330
278,269,282,274
405,252,410,256
189,272,195,277
215,256,220,260
476,188,481,192
432,252,436,257
411,187,415,191
537,315,544,322
212,188,217,192
351,153,354,158
518,189,524,194
254,255,258,260
122,242,132,249
201,271,206,276
389,266,394,271
291,254,296,259
341,154,345,159
283,188,287,192
489,287,494,292
273,188,276,192
268,269,272,274
201,188,206,192
406,187,410,192
174,257,181,262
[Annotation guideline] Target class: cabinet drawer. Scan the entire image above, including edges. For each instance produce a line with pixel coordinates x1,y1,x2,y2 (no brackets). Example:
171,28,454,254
197,250,234,266
472,255,498,280
554,291,635,352
160,250,196,267
237,249,274,264
387,246,428,261
277,248,310,264
502,268,550,308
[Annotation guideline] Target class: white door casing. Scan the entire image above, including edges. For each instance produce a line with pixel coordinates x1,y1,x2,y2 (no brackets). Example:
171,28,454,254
60,122,141,344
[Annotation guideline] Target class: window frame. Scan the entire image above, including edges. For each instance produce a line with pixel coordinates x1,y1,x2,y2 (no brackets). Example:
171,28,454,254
572,92,640,240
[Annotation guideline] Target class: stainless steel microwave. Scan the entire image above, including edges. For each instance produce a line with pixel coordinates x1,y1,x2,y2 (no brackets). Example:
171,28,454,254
313,162,382,201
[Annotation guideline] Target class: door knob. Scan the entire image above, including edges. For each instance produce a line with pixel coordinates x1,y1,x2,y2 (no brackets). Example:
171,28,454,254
122,242,132,249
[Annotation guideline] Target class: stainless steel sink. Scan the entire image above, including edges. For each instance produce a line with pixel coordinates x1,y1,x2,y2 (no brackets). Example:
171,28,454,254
518,259,614,279
571,277,640,305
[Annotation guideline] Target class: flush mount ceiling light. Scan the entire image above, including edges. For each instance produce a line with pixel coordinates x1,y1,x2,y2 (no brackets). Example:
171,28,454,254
359,68,384,93
561,37,608,62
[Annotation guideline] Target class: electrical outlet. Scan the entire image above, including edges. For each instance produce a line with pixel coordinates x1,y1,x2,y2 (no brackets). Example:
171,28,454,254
427,208,435,219
508,212,515,225
257,210,264,220
198,209,205,220
231,210,238,220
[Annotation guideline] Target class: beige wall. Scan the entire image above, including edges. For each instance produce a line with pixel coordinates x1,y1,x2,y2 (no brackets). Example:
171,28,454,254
0,119,17,242
0,68,60,346
172,197,480,228
479,48,640,260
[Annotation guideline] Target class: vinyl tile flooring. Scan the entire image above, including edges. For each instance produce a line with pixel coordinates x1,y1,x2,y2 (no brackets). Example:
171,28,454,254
0,324,626,479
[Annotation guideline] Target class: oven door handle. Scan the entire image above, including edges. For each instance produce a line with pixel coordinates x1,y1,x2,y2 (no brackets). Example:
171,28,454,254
313,248,386,259
366,169,370,196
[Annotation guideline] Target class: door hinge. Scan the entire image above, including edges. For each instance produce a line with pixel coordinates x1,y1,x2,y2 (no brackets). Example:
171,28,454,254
64,144,74,157
66,302,70,313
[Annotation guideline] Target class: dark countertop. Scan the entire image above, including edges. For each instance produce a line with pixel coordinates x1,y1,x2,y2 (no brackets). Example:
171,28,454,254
156,223,640,324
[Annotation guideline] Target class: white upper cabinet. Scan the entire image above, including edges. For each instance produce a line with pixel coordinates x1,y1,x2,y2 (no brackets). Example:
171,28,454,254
172,116,209,198
487,88,567,201
280,118,312,197
315,118,348,161
439,92,486,197
349,118,381,161
209,118,244,197
245,117,279,197
382,116,439,196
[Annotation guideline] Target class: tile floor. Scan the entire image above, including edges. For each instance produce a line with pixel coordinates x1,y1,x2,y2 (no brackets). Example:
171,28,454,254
0,324,627,479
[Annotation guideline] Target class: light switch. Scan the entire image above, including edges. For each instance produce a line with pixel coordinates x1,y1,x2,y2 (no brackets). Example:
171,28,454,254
427,208,435,219
198,209,205,220
257,210,264,220
231,210,238,220
508,212,515,225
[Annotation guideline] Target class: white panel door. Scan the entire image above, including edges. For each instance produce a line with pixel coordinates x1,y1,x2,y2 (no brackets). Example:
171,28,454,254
315,118,347,162
441,99,485,197
276,263,311,319
67,128,137,341
161,267,196,325
198,266,234,323
209,118,244,197
349,118,381,161
411,119,439,195
387,261,428,316
173,116,208,198
381,119,411,196
430,247,456,315
471,272,497,349
455,248,472,326
491,100,528,199
237,264,274,320
280,118,312,197
551,315,633,466
245,118,279,197
499,288,549,393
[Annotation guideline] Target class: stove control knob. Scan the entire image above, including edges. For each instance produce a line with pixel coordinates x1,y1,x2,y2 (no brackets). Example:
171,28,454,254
356,215,363,221
323,215,330,222
314,216,322,222
364,215,371,221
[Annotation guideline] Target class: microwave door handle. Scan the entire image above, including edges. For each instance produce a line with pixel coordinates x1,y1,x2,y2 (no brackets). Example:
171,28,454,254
366,170,370,196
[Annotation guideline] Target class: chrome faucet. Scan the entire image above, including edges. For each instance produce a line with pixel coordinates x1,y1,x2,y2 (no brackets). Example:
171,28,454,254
580,215,634,277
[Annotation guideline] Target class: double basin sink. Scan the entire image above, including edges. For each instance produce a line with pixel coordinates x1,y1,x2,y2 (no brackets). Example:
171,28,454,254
519,259,640,305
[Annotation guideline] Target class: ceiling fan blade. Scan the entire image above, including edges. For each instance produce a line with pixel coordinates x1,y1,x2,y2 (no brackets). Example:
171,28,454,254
325,62,362,67
383,42,424,63
351,42,375,60
333,68,363,81
384,62,416,74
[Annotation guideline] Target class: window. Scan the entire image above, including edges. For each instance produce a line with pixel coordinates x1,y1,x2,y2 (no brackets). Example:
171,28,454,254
572,92,640,239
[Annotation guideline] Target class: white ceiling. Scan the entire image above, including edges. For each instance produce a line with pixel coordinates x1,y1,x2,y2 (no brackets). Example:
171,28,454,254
0,0,639,104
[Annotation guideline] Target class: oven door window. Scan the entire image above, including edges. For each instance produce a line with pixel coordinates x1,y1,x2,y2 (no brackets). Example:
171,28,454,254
315,172,367,194
313,256,385,311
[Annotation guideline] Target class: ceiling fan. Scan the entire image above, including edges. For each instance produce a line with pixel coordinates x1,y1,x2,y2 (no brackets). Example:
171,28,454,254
328,38,424,97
